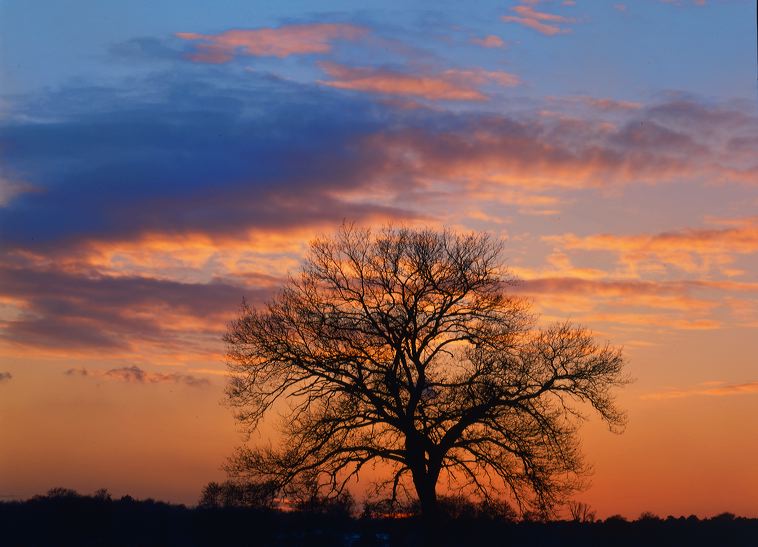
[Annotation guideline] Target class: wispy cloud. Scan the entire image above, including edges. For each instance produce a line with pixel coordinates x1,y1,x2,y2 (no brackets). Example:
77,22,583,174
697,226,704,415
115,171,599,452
358,99,757,201
0,178,35,207
318,62,520,101
176,23,367,63
502,5,575,36
0,371,11,383
642,381,758,400
470,35,505,48
546,217,758,276
0,265,264,351
66,365,211,387
512,276,734,331
554,95,643,112
659,0,707,6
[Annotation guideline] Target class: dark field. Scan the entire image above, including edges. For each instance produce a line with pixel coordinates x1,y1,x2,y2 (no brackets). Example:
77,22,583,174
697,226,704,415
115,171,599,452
1,491,756,547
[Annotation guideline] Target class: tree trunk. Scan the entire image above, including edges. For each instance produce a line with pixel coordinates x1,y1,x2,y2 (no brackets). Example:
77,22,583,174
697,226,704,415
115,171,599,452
406,435,441,518
416,475,438,517
410,459,442,517
412,469,442,547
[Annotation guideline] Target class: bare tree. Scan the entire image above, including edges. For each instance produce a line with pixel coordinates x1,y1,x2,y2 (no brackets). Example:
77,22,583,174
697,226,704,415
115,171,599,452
568,500,597,523
198,480,277,509
224,225,628,517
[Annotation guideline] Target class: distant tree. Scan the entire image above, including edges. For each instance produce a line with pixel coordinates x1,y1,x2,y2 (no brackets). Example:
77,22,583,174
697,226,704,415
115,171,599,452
436,495,517,521
290,479,355,517
39,487,80,499
93,488,112,501
638,511,661,522
361,497,409,519
362,494,516,520
198,482,223,508
568,501,596,523
198,480,277,509
224,225,628,517
712,512,736,522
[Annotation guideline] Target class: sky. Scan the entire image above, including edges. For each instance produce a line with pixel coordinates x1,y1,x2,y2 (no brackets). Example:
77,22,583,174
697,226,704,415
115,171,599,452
0,0,757,519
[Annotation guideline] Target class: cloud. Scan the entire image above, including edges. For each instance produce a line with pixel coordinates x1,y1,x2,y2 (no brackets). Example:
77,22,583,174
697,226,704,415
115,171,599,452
470,35,505,48
0,265,269,351
0,75,416,253
0,178,36,207
65,365,210,387
511,276,728,331
355,98,757,209
513,277,733,332
502,5,576,35
0,74,758,260
1,71,755,353
109,37,184,62
2,76,754,262
659,0,706,6
105,365,210,387
642,381,758,400
176,24,367,63
0,371,11,383
546,217,758,276
557,95,642,112
318,62,520,101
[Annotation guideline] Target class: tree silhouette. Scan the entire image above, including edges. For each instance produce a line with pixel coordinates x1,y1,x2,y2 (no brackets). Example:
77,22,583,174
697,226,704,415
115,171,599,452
568,500,596,523
224,225,628,517
198,480,277,509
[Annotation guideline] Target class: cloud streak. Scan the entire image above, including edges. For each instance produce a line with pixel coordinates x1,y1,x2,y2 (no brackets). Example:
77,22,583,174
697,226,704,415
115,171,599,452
642,381,758,400
470,35,505,48
502,5,576,35
0,265,266,351
318,62,520,101
66,365,211,387
546,217,758,276
176,24,367,63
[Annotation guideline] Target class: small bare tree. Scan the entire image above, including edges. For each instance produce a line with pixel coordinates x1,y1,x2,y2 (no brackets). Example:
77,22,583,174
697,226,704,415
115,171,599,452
568,501,597,523
224,225,628,517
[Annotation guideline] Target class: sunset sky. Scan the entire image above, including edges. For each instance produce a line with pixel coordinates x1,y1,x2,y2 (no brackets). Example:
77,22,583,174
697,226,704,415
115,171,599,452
1,0,757,518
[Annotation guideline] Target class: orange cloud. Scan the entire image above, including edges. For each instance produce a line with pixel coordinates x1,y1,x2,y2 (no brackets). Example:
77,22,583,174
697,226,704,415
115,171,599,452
0,265,264,353
176,24,367,63
642,381,758,400
503,266,758,334
362,122,689,193
471,35,505,48
345,98,756,219
318,62,520,101
502,5,575,35
512,277,725,333
546,217,758,276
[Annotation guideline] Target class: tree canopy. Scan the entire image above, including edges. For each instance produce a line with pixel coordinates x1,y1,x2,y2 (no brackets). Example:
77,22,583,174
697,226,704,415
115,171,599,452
224,225,628,516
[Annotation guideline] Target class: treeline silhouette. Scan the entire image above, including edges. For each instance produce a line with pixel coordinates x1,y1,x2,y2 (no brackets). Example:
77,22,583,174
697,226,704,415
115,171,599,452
1,486,756,546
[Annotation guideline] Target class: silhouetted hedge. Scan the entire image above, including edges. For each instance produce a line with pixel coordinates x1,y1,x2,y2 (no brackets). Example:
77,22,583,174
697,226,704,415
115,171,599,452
1,489,756,546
